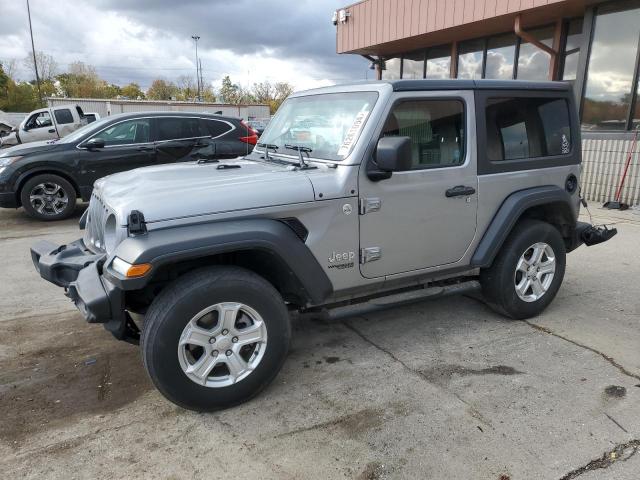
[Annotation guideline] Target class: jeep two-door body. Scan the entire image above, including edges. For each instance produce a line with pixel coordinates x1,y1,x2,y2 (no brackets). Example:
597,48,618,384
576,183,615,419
31,80,613,410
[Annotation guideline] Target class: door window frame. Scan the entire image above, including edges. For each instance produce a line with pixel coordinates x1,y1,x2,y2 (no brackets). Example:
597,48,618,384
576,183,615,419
78,117,155,149
367,93,470,174
25,111,53,130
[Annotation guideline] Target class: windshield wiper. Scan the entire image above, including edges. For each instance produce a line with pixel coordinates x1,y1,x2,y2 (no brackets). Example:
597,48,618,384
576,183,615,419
284,144,315,169
257,142,279,161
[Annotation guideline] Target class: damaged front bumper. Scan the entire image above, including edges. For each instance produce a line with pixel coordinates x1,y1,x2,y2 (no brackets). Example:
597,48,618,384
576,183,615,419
30,239,140,343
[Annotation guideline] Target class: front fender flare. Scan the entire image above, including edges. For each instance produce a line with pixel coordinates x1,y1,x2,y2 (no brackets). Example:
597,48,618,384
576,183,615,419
105,218,333,304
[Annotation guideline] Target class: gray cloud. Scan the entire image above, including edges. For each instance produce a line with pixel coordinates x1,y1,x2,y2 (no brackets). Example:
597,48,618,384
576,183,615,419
0,0,369,89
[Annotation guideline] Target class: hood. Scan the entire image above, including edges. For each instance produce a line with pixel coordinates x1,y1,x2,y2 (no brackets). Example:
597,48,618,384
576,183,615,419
0,138,63,157
95,158,316,223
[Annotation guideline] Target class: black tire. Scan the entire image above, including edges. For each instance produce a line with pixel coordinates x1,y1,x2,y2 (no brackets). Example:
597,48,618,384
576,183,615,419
480,219,566,320
141,266,291,411
20,173,77,221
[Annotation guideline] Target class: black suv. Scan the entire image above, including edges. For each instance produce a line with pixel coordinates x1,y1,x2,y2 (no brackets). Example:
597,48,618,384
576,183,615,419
0,112,258,220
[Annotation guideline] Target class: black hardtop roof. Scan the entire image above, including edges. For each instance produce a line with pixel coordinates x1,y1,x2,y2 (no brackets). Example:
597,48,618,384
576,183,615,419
389,79,572,92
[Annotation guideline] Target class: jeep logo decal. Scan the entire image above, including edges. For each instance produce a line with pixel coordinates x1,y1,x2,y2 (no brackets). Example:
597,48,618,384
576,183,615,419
328,251,355,270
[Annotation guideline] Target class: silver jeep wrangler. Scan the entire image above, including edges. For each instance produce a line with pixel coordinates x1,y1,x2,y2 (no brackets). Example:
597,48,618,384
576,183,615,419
31,80,615,411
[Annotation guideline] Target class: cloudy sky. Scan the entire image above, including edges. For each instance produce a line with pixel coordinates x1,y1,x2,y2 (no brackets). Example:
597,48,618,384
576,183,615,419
0,0,370,91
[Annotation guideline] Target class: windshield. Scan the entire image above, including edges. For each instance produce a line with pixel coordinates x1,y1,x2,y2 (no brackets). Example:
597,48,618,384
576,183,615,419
59,116,113,144
256,91,378,161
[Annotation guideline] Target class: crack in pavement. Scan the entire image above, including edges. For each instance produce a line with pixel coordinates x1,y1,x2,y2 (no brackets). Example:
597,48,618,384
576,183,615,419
343,317,493,428
559,439,640,479
523,321,640,382
604,413,628,433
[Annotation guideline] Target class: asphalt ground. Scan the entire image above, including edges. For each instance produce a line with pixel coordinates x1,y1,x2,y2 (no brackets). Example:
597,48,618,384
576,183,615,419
1,204,639,479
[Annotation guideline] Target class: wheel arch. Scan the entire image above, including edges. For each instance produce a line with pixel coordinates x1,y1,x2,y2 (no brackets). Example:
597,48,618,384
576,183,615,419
16,168,81,206
471,185,577,268
108,218,334,309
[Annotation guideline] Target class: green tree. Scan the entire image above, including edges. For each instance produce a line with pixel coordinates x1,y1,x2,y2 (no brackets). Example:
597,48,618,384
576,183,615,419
219,75,244,104
251,80,294,113
121,82,145,99
146,79,177,100
56,62,107,98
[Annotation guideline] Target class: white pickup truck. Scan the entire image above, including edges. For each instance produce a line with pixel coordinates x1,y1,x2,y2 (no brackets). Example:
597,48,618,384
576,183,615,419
0,104,98,148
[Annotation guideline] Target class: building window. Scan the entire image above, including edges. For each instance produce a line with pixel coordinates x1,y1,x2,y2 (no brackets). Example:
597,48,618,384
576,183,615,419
517,26,554,80
582,3,640,130
457,39,484,79
485,34,517,79
382,100,465,168
561,19,583,81
485,97,571,161
402,50,425,79
426,45,451,79
381,56,401,79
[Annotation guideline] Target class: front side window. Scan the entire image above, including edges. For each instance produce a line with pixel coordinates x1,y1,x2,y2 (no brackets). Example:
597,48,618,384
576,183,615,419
381,99,465,169
156,117,206,141
54,109,74,125
91,118,151,146
257,92,378,161
485,97,571,161
26,111,52,130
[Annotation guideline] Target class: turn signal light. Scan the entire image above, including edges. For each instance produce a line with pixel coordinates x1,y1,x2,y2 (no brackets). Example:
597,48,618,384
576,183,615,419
111,257,152,278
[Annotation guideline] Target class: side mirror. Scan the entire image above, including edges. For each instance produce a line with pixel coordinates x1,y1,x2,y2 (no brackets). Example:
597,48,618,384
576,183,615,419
368,136,412,181
85,138,105,150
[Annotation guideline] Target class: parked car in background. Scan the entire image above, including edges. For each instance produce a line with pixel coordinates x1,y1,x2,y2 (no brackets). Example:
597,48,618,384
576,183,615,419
0,111,258,220
247,119,268,136
0,104,89,148
84,112,101,124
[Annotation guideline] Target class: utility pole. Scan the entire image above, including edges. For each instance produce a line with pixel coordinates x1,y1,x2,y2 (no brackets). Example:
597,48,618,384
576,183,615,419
26,0,43,106
191,35,201,101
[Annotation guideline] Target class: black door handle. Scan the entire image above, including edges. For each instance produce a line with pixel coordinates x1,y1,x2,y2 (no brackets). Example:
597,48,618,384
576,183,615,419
48,129,55,133
445,185,476,197
137,146,154,151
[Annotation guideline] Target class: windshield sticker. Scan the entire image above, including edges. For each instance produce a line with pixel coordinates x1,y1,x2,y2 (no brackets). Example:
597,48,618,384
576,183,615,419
337,110,369,157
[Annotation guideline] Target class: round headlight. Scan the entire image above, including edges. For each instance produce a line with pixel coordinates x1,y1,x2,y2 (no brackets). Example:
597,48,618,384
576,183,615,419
104,214,117,253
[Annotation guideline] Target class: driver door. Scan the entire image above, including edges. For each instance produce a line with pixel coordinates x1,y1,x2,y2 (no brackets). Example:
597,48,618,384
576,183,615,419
76,117,155,186
358,91,478,279
21,111,56,142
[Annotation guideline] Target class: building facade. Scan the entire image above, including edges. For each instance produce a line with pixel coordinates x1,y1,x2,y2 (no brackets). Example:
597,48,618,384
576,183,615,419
335,0,640,205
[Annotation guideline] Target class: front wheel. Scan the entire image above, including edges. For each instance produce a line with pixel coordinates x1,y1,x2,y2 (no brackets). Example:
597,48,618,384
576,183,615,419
20,174,77,221
141,266,291,411
480,219,566,319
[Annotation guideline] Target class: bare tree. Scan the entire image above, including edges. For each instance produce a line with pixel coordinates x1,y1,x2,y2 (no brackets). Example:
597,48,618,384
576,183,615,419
177,75,197,101
23,51,57,81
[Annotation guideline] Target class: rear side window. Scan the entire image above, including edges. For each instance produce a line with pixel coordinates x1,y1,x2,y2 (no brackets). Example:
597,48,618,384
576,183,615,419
201,119,232,137
485,97,571,161
381,99,465,168
54,109,74,125
156,117,207,141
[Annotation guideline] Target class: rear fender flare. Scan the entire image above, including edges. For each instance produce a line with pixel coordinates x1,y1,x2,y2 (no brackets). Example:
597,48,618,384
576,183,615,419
471,185,577,268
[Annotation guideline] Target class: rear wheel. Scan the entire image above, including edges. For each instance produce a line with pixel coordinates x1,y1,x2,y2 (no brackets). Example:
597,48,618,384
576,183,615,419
480,219,566,319
141,266,291,411
20,174,77,221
